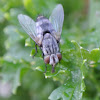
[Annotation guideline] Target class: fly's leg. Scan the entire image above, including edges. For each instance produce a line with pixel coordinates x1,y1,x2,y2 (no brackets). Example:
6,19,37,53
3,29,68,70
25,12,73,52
52,65,55,73
41,52,47,73
44,63,47,73
32,43,38,58
57,42,61,52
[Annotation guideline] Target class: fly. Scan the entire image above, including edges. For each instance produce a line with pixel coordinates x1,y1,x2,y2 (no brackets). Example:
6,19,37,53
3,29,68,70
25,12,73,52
18,4,64,73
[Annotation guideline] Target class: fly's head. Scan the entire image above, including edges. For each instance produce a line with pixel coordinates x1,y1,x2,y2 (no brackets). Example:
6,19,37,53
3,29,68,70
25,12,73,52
44,53,62,73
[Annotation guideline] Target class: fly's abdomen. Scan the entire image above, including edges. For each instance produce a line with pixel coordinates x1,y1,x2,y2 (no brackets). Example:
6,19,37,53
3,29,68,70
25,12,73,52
36,16,55,35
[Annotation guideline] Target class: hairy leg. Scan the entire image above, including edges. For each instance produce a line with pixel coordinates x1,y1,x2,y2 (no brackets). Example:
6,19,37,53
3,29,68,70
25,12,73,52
52,65,55,73
32,43,38,58
41,52,47,73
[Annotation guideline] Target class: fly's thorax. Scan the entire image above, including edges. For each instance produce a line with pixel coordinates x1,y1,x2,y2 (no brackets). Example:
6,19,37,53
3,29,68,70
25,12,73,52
43,33,51,39
42,33,59,56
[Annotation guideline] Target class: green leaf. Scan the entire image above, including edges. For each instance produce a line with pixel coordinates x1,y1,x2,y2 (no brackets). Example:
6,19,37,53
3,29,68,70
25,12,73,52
90,48,100,62
89,0,100,28
23,0,37,16
49,79,85,100
25,38,32,47
0,59,30,94
4,25,22,49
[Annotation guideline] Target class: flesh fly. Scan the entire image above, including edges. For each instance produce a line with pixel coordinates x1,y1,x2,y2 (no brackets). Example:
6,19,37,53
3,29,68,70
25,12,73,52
18,4,64,73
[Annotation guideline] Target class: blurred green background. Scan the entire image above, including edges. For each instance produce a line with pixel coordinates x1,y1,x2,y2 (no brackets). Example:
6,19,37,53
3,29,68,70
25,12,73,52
0,0,100,100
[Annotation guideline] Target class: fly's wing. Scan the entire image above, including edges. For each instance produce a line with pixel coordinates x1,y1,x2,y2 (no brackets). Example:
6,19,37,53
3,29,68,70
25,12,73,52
18,14,43,46
49,4,64,42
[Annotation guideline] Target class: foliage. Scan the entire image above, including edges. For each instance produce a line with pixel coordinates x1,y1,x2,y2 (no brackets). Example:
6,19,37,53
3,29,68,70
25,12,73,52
0,0,100,100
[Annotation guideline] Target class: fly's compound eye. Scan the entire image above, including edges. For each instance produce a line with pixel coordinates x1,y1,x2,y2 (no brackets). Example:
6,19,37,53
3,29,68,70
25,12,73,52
57,53,62,61
44,55,50,64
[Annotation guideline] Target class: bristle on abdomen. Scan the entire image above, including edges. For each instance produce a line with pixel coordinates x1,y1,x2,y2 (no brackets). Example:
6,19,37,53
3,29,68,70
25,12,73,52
37,15,46,22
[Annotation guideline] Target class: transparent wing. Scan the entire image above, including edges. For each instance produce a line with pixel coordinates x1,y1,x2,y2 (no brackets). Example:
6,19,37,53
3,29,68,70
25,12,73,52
18,14,37,42
49,4,64,41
